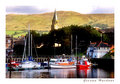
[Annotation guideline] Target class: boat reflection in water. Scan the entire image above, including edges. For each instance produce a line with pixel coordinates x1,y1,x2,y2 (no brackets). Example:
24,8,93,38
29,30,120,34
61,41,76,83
77,68,90,78
6,67,114,78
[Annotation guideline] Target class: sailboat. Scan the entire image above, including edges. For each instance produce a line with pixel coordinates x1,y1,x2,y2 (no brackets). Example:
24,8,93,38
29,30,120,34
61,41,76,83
18,24,41,69
50,35,76,69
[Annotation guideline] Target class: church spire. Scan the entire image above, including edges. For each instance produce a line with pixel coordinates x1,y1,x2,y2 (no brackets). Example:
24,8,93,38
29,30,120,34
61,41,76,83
51,9,59,31
53,9,57,21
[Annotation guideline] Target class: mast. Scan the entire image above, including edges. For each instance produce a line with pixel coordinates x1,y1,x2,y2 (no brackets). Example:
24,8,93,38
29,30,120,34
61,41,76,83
28,24,30,56
76,35,77,57
31,34,32,56
76,35,78,64
71,35,73,56
22,36,27,61
101,33,102,42
22,37,25,60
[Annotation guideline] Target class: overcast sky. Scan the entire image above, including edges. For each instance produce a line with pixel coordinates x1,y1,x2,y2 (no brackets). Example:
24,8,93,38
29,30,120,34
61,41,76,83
6,0,114,14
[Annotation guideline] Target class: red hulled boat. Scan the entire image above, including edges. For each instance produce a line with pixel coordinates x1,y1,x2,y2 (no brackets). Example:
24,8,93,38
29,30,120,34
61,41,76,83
76,56,91,70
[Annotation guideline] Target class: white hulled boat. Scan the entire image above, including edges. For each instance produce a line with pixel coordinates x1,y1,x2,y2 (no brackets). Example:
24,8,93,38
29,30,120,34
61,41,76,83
50,58,76,69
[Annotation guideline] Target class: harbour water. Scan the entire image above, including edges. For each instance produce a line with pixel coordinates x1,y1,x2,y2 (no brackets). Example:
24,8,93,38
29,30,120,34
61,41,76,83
6,67,114,78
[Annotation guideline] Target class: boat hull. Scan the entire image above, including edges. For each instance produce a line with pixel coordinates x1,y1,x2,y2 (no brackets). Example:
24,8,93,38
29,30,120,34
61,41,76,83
18,61,41,69
76,64,90,70
50,64,76,69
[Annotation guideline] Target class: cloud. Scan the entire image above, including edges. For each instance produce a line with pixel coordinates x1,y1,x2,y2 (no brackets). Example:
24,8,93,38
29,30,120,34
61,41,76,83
6,6,51,14
90,7,114,14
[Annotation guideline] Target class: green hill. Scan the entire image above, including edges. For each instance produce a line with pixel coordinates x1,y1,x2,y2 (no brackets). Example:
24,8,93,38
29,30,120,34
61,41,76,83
6,11,114,31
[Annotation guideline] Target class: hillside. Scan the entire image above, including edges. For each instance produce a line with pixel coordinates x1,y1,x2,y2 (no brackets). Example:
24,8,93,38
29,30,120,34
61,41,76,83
6,11,114,31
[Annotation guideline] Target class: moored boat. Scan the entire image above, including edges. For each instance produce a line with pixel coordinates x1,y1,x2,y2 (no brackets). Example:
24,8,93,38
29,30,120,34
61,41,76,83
76,56,91,70
50,58,76,69
6,61,20,70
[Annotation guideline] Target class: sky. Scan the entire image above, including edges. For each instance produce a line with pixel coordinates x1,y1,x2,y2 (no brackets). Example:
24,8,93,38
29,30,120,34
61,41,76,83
6,0,114,14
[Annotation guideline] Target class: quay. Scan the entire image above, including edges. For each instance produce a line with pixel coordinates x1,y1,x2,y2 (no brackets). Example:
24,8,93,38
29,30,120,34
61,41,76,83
91,58,114,70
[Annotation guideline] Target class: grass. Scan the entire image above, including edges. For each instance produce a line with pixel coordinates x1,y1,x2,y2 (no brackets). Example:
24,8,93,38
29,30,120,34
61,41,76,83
6,30,49,38
6,31,16,35
6,30,28,38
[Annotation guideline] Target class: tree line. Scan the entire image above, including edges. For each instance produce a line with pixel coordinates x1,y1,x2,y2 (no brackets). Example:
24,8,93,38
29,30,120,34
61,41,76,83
14,25,113,57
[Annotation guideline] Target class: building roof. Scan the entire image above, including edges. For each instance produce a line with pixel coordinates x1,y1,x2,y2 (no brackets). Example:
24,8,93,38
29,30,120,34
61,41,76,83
89,41,109,47
99,28,114,33
89,42,96,47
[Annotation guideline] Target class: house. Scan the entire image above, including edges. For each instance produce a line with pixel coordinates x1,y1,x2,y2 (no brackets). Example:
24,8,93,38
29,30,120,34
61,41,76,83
86,41,110,58
6,35,13,49
6,35,25,57
6,35,13,57
14,36,25,45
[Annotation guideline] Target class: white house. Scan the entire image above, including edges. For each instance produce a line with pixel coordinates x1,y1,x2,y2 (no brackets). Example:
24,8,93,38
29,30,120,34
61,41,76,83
86,41,110,58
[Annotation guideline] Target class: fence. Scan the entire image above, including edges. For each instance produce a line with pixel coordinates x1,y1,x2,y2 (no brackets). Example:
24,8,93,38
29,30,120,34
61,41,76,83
6,55,73,63
6,57,48,63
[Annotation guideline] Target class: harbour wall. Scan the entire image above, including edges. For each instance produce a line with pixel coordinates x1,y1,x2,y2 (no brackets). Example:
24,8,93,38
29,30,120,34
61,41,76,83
91,58,114,71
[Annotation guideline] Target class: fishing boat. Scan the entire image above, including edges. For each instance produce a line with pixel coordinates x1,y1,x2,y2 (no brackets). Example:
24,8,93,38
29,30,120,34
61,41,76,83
76,56,91,70
18,24,41,69
6,61,20,69
49,35,76,69
74,35,91,70
50,58,76,69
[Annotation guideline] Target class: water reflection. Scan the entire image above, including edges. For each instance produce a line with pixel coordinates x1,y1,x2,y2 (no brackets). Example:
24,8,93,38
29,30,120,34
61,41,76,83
50,69,76,78
6,68,114,78
77,68,90,78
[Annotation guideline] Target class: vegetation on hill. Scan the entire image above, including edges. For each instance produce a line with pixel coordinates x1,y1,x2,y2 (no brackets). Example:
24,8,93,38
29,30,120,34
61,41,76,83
102,51,114,59
102,48,114,59
6,11,114,31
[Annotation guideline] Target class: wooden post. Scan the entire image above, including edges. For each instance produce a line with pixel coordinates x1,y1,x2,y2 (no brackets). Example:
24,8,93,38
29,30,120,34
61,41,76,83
77,56,78,64
9,56,12,78
48,56,50,69
71,35,72,57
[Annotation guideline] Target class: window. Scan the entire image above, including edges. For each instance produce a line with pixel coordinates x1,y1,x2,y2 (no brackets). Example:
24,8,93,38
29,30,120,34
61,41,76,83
8,40,11,43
